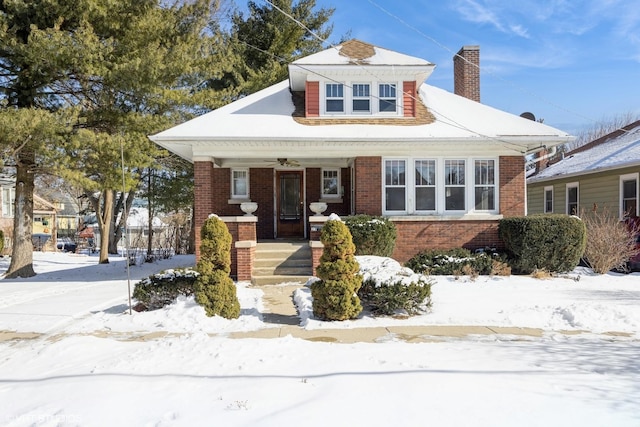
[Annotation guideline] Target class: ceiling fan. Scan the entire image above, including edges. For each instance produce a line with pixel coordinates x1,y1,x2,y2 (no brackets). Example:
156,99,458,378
264,158,301,167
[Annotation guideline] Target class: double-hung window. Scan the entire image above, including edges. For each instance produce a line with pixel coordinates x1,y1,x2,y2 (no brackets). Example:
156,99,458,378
322,168,340,198
378,83,396,113
474,160,495,211
445,160,466,211
325,83,344,113
352,84,370,113
1,187,15,218
566,182,579,215
384,160,406,211
415,160,436,211
621,173,638,217
231,169,249,199
544,185,554,213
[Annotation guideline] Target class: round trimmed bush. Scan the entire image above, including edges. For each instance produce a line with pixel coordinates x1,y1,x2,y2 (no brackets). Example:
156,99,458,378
344,214,397,257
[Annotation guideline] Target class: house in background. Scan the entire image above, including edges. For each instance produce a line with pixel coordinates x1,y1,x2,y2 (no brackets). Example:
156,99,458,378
150,40,571,280
527,120,640,219
1,175,58,252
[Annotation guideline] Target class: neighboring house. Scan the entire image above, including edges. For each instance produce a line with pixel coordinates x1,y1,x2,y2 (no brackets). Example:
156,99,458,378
124,207,171,250
1,175,58,251
528,120,640,219
150,40,571,277
44,191,82,239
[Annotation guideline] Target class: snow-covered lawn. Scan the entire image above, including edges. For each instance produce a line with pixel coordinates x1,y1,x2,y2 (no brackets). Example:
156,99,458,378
1,252,639,426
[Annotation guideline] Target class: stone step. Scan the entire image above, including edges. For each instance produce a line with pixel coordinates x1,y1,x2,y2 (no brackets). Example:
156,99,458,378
252,266,312,276
253,258,312,269
253,240,314,285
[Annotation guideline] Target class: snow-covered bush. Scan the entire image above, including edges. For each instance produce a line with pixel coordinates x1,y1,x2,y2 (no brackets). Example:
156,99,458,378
194,215,240,319
344,214,397,257
132,268,198,311
499,214,586,274
405,248,505,276
357,256,433,316
311,218,363,321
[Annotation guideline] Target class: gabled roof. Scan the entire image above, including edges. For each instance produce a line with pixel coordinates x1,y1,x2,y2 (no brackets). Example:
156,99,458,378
528,121,640,183
149,40,572,164
288,39,435,91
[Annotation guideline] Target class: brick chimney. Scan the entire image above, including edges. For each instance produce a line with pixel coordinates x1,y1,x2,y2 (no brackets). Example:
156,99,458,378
453,45,480,102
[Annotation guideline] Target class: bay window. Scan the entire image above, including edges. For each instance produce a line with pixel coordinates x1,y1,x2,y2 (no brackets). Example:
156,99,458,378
415,160,436,211
445,160,466,211
474,160,495,211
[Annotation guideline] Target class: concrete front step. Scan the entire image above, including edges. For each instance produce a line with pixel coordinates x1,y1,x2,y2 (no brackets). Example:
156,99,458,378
251,275,312,286
252,240,314,285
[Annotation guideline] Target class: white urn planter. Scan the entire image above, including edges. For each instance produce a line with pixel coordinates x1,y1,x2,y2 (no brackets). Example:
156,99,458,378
309,202,328,216
240,202,258,216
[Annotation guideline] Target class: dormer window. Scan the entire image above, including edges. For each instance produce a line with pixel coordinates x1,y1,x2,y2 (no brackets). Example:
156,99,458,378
352,84,370,112
379,83,397,112
325,83,344,112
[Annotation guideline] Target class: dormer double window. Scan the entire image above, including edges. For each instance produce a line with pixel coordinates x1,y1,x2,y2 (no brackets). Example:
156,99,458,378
322,81,399,116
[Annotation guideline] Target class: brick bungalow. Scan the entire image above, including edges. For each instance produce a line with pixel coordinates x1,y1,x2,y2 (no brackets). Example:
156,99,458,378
150,40,571,280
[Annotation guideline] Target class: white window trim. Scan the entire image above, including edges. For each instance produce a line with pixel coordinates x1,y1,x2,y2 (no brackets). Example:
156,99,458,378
378,82,398,115
566,182,579,215
324,83,345,115
231,168,249,200
620,172,639,219
1,187,15,218
321,168,341,199
351,83,371,114
544,185,554,213
320,79,403,117
382,157,499,216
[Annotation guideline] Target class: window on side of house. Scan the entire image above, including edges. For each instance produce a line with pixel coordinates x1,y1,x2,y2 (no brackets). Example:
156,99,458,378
415,159,436,211
384,159,406,212
620,173,639,218
544,185,554,213
1,187,15,218
231,169,249,199
474,160,495,211
352,83,370,113
322,168,340,198
325,83,344,113
378,83,397,113
566,182,579,215
445,160,466,211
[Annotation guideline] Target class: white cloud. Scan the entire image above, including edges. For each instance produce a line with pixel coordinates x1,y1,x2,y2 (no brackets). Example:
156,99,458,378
452,0,530,38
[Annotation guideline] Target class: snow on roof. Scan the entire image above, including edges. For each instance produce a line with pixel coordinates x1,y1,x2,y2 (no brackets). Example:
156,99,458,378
292,39,433,66
150,80,570,146
529,124,640,182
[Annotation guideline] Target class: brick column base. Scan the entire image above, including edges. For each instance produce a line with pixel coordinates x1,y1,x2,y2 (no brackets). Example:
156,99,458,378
235,240,256,282
221,216,257,281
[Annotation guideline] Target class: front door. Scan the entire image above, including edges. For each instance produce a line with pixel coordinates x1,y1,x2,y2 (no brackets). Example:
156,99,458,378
276,170,304,238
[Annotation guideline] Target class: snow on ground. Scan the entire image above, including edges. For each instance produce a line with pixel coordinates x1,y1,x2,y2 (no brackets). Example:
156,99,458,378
0,252,639,426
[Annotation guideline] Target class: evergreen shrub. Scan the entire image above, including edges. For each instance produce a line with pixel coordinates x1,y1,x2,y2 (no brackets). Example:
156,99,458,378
311,219,363,320
405,248,502,276
344,214,397,257
359,276,433,316
499,214,586,274
194,215,240,319
132,268,198,311
0,230,4,253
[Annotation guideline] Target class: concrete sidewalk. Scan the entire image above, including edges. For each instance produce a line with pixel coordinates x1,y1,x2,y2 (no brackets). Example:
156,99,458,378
240,284,633,343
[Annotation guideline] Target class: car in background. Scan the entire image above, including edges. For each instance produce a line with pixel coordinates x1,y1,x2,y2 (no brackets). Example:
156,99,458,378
56,238,77,253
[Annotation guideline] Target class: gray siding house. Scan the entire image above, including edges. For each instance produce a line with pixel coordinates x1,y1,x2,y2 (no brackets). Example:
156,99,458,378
527,120,640,219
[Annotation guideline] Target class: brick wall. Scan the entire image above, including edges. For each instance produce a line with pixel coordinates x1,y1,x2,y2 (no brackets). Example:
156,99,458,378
453,45,480,102
193,161,214,258
354,157,382,215
499,156,525,217
392,220,501,262
250,168,275,239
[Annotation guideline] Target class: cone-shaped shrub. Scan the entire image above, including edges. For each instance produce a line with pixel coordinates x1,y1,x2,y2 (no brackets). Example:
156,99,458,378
311,218,363,320
194,216,240,319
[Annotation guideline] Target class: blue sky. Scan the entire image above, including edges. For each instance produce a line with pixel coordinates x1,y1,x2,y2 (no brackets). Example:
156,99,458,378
250,0,640,135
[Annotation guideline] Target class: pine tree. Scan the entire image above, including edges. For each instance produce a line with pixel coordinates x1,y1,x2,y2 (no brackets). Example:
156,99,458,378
194,216,240,319
311,219,363,321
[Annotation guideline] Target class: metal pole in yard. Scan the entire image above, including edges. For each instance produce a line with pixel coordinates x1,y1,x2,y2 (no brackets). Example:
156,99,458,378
121,141,133,315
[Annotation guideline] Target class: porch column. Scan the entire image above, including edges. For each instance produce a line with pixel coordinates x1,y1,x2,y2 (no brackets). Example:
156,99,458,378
221,216,257,282
309,215,328,276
